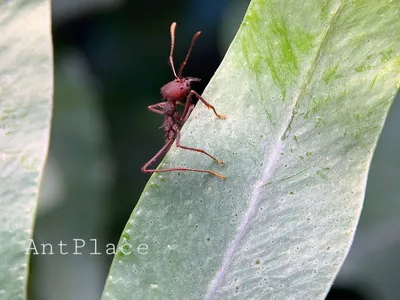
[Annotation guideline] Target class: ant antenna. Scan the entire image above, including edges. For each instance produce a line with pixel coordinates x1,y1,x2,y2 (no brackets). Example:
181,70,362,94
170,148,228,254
169,22,178,79
178,30,201,78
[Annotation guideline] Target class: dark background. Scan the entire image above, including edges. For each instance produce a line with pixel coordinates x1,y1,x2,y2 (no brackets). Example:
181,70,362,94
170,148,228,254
28,0,400,299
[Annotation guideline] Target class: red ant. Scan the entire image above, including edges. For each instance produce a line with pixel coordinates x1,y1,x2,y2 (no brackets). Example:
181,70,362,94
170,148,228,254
141,22,226,179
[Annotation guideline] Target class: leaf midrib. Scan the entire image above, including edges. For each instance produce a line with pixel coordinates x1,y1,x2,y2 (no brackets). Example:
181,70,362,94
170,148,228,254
205,2,343,298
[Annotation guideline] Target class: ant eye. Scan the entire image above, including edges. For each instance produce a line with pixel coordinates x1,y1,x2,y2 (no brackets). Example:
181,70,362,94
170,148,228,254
180,87,184,90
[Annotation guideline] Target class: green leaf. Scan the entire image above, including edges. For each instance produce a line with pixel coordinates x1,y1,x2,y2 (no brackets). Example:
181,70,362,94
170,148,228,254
102,0,400,299
0,1,53,299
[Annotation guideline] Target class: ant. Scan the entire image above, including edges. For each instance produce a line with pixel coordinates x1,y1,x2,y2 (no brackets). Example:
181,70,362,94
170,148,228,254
141,22,226,179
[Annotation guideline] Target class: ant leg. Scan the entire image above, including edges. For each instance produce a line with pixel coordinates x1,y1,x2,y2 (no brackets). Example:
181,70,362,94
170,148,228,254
175,130,224,165
181,103,195,123
177,101,194,122
148,102,166,115
141,136,225,179
142,139,174,173
181,95,195,120
185,90,227,119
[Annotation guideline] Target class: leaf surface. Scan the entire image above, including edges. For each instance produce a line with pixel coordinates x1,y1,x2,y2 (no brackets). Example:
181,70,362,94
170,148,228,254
102,0,400,299
0,1,53,299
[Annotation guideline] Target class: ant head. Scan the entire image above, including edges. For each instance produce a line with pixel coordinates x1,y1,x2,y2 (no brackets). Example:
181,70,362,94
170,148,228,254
161,77,201,102
168,22,201,80
178,76,201,91
185,77,201,84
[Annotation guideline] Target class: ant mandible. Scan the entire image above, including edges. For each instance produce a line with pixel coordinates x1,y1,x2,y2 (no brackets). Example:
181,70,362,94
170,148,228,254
141,22,226,179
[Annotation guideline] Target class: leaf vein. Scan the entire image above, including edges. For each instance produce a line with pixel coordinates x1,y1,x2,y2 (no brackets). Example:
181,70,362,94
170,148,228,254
205,2,344,299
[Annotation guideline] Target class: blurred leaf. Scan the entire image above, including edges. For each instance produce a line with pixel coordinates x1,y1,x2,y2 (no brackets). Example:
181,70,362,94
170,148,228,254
29,51,113,300
102,0,400,299
0,1,52,299
335,92,400,299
